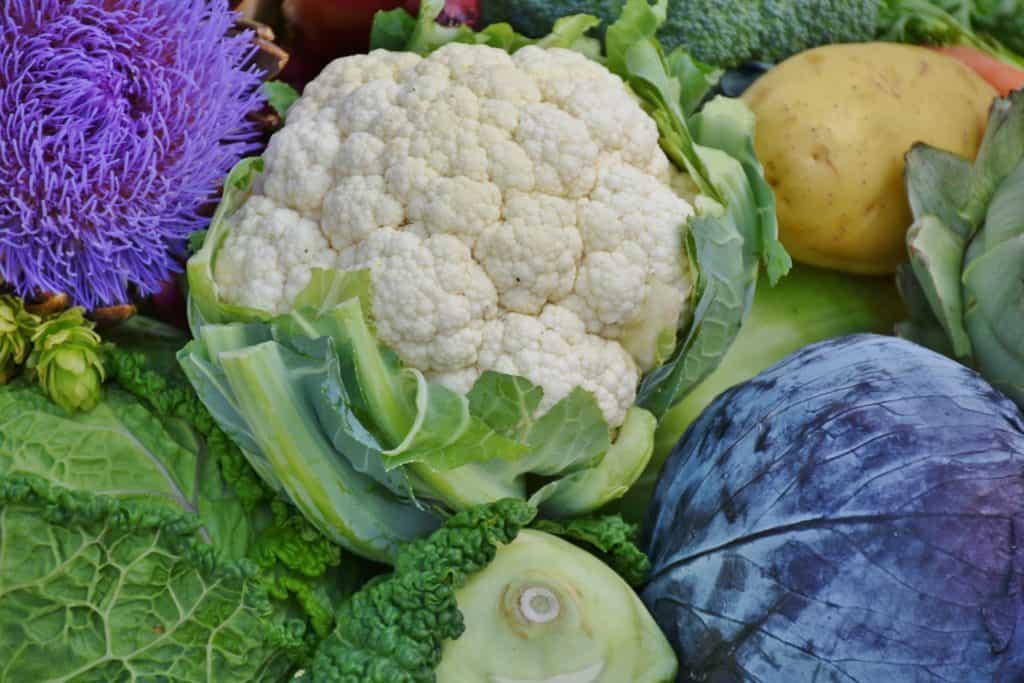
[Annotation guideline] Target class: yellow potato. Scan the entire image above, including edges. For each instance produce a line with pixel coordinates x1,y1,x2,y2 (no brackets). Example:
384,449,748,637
743,43,995,275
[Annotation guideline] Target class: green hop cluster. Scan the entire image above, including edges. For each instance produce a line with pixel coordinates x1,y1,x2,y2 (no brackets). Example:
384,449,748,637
27,308,106,412
0,295,40,383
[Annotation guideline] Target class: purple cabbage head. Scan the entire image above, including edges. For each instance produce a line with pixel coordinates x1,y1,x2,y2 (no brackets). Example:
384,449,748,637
642,334,1024,682
0,0,265,309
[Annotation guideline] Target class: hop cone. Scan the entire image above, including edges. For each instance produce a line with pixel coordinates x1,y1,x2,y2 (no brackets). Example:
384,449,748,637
28,309,106,412
0,295,40,383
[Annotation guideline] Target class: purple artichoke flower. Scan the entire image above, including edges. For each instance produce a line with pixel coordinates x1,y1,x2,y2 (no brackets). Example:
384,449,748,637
0,0,265,309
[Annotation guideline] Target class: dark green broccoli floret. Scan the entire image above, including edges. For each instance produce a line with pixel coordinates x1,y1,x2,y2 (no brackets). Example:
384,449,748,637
310,499,536,683
659,0,763,66
480,0,882,67
480,0,622,38
756,0,881,63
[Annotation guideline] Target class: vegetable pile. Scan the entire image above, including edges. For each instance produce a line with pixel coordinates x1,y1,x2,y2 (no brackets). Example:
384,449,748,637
4,0,1024,681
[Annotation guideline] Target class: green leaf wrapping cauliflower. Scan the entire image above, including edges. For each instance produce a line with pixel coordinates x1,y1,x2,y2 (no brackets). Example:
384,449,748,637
208,43,695,429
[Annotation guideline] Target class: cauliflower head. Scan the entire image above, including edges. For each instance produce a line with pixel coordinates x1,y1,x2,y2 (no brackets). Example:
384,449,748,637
214,44,694,427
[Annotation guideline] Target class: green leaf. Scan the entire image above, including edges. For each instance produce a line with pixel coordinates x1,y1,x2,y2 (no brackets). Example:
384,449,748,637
312,500,537,682
691,96,791,285
467,374,609,477
467,371,544,436
382,370,528,471
188,228,208,253
899,90,1024,411
534,14,602,53
962,90,1024,226
279,299,413,447
0,475,292,683
516,388,610,476
532,515,651,587
636,194,754,419
187,157,273,330
906,215,972,359
604,0,718,198
0,381,297,681
666,47,724,117
372,0,601,56
272,332,410,498
264,81,301,123
895,263,956,357
216,340,441,563
963,293,1024,406
0,381,249,554
369,7,418,51
532,406,656,517
962,162,1024,405
904,143,975,240
290,268,376,328
406,0,476,54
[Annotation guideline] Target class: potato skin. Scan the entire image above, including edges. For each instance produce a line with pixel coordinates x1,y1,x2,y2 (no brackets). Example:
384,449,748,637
743,42,995,274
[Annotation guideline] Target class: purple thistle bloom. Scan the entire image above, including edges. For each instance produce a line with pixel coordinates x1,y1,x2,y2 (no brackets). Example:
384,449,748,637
0,0,265,309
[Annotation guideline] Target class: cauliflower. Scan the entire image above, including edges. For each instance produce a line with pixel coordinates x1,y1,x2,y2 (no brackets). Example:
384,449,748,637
214,44,694,427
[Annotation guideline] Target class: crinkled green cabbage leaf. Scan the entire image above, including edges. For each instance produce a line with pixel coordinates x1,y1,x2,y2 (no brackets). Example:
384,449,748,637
0,349,367,682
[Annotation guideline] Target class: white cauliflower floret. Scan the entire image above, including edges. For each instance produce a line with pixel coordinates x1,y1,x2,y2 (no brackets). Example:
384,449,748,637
479,305,638,424
214,43,695,427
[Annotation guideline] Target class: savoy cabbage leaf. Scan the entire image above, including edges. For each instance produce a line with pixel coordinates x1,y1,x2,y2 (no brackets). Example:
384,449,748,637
0,346,368,682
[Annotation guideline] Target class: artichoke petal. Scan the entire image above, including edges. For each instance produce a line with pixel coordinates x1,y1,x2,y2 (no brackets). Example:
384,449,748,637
901,91,1024,410
906,215,972,360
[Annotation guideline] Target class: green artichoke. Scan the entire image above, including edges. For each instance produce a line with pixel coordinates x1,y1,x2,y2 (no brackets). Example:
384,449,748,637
27,307,106,412
898,89,1024,408
0,295,40,383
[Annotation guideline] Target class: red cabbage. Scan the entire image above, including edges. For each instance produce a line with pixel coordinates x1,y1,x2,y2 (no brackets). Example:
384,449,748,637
643,334,1024,682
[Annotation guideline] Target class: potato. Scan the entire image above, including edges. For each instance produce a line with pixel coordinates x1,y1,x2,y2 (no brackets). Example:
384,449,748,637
742,43,995,275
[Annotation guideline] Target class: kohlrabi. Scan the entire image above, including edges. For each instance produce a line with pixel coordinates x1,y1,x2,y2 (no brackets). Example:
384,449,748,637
310,500,678,683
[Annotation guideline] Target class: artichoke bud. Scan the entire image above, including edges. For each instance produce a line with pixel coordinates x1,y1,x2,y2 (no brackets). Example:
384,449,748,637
27,308,106,412
0,295,41,383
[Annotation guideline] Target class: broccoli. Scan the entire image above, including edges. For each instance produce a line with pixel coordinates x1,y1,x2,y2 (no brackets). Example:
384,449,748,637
480,0,881,67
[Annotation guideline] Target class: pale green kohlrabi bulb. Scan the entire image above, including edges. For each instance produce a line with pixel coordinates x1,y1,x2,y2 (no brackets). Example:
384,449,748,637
437,529,678,683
